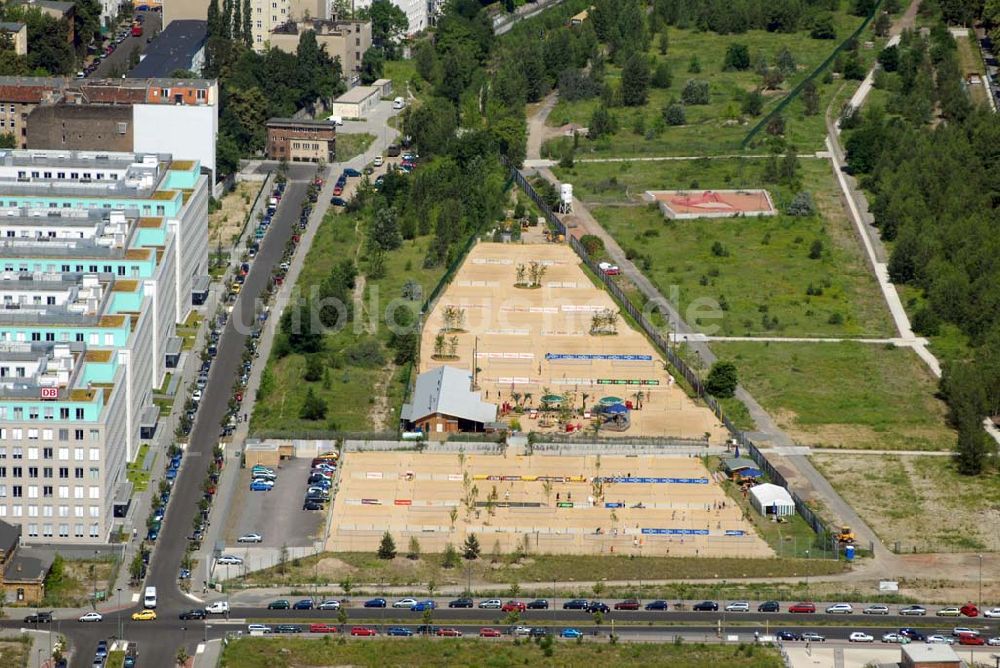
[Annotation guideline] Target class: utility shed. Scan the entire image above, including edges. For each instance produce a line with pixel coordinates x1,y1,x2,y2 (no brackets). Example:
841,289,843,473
748,483,795,518
900,643,960,668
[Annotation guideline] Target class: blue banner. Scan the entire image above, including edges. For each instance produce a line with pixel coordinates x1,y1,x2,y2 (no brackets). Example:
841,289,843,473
596,477,709,484
545,353,653,361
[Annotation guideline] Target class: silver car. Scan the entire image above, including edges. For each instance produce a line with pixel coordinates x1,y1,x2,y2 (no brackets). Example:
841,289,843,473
724,601,749,612
863,604,890,615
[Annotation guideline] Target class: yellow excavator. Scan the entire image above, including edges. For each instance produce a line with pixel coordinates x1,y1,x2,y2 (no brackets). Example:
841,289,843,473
836,527,855,544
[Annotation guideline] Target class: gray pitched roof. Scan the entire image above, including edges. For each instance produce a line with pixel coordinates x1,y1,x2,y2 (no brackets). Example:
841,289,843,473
0,520,20,555
4,546,51,582
401,366,497,424
127,21,207,79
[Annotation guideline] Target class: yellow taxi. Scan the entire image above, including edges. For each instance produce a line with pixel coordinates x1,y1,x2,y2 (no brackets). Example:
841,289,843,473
131,609,157,621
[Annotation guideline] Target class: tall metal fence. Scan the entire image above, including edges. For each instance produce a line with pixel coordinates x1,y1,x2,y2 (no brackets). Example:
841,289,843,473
509,161,833,546
740,0,885,148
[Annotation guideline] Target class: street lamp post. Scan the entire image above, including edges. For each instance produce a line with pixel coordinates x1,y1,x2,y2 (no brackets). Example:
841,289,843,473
978,554,983,614
116,587,122,640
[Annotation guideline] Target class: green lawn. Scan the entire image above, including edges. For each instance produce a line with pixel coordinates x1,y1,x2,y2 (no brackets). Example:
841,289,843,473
335,133,376,162
126,443,151,492
236,551,844,591
221,638,783,668
546,13,867,157
711,342,954,451
383,59,418,101
250,209,447,436
556,159,894,337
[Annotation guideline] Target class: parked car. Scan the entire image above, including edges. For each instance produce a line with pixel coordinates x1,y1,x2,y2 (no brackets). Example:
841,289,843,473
562,599,589,610
479,627,502,638
776,631,801,641
249,480,273,491
926,635,955,644
411,600,436,612
987,637,1000,646
274,625,302,634
387,627,413,637
501,600,526,613
293,599,314,610
951,627,979,637
863,604,890,615
350,626,377,636
826,603,854,614
725,601,750,613
936,607,962,617
983,607,1000,618
958,633,985,646
899,628,926,641
267,600,290,610
849,632,874,643
586,601,610,614
526,599,549,610
435,628,462,637
391,598,416,609
25,612,53,624
309,624,339,634
179,609,206,620
303,501,324,510
479,599,502,609
217,555,242,566
364,598,387,608
899,605,927,616
237,533,262,543
693,601,719,612
317,600,341,610
788,602,816,613
561,628,584,639
614,599,640,611
645,600,670,611
343,168,361,177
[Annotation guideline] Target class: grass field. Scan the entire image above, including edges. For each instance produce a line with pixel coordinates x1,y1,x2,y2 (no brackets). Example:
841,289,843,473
812,454,1000,553
126,443,151,492
953,30,990,108
237,551,844,590
251,209,447,435
556,159,894,337
711,342,954,451
335,133,376,162
544,12,874,157
0,636,29,668
221,637,782,668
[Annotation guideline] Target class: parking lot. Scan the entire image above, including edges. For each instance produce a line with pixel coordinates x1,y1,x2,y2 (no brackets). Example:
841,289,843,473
223,458,326,551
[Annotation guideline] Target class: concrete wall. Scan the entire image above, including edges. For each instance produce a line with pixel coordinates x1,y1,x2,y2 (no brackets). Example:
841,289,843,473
26,105,133,153
133,102,218,183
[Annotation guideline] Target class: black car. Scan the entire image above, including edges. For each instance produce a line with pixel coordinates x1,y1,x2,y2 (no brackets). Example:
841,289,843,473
24,612,53,623
693,601,719,611
776,631,801,641
274,624,302,634
303,501,324,510
526,599,550,610
758,601,780,613
415,625,440,635
563,599,589,610
899,628,926,641
529,627,551,638
179,609,206,620
448,598,473,608
645,600,670,611
586,601,610,614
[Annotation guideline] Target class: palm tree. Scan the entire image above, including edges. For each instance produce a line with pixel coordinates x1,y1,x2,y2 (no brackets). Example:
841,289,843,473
523,392,533,408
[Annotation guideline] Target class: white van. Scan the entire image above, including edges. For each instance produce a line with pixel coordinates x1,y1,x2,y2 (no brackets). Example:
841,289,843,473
392,97,405,110
143,586,157,609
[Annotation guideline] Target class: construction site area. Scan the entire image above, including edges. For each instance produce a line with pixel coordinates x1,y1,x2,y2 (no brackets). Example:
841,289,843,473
415,242,726,441
325,451,771,557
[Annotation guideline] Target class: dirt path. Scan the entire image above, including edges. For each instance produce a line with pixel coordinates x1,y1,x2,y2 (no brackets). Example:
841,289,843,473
368,362,397,431
526,91,561,160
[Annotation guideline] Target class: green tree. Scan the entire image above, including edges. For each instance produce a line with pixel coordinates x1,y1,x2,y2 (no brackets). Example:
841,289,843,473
303,354,323,382
404,98,458,155
377,531,397,559
776,46,796,75
364,0,408,57
808,239,824,259
680,80,709,105
652,62,672,89
442,542,460,568
801,79,820,115
663,102,685,125
810,14,836,40
299,387,327,420
723,43,750,71
658,31,668,55
705,361,738,398
207,0,222,38
462,533,481,559
741,90,764,116
620,52,650,106
368,206,402,252
588,106,616,139
280,300,324,354
407,536,421,560
360,46,385,84
242,0,253,47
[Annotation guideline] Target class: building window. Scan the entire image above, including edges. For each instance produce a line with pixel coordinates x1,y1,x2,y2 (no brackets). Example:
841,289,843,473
42,447,52,459
43,486,52,498
59,468,67,479
28,467,37,478
88,467,99,480
58,524,68,537
89,523,99,537
89,448,99,461
74,468,82,479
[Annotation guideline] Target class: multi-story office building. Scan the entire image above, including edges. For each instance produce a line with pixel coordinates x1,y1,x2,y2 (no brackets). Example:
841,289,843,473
0,149,209,545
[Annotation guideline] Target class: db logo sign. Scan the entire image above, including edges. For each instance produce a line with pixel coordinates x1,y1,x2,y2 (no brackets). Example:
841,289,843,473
40,387,58,400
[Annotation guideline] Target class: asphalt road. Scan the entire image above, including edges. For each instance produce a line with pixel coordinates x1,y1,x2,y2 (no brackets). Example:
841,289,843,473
89,11,162,79
46,164,316,668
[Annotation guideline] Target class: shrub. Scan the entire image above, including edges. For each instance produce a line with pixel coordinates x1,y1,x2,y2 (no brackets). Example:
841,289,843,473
787,191,816,217
705,361,738,398
681,80,710,105
664,102,686,125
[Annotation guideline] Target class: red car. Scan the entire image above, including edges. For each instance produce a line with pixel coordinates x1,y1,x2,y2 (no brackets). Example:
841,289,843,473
309,624,338,633
333,186,343,196
958,633,985,645
350,626,376,636
501,601,526,612
479,627,501,638
614,599,640,611
961,604,979,617
789,602,816,613
435,628,462,637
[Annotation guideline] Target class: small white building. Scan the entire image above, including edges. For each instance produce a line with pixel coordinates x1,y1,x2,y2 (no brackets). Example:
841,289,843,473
328,85,381,120
749,483,795,518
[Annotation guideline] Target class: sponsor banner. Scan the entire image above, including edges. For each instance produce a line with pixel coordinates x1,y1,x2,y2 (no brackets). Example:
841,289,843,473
641,528,710,536
557,502,574,508
365,472,383,480
394,499,412,506
605,502,624,508
596,379,661,385
546,353,653,361
724,530,745,536
361,498,381,505
447,474,463,482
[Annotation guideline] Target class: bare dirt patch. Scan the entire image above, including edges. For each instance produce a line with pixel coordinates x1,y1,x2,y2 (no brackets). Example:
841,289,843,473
211,182,260,251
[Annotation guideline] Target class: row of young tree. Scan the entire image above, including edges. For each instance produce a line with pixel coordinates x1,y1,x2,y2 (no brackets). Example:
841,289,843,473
651,0,895,35
843,19,999,475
